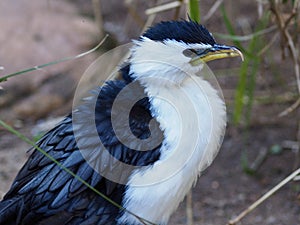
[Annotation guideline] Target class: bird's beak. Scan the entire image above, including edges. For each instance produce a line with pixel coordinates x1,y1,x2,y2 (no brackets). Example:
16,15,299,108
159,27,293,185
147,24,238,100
189,45,244,66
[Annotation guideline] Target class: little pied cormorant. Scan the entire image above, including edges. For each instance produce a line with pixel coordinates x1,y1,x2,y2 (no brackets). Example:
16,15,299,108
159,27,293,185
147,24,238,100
0,20,242,225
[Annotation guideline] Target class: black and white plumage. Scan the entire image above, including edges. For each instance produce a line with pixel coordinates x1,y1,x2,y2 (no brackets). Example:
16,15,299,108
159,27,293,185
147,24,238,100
0,20,242,225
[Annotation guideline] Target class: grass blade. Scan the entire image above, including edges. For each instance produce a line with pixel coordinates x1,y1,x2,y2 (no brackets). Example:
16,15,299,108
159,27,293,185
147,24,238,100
188,0,200,22
0,35,108,83
220,4,246,53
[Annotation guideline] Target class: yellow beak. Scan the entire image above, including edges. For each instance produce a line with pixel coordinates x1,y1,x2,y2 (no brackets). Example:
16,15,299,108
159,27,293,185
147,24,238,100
190,45,244,66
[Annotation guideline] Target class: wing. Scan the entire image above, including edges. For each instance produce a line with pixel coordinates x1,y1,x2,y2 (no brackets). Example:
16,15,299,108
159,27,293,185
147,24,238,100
0,78,162,225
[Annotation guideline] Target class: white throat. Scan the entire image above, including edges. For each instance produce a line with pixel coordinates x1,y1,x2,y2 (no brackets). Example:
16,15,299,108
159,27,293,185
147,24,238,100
118,39,226,225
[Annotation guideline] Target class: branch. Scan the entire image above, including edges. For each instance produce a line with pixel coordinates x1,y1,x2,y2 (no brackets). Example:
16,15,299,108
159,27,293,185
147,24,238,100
228,167,300,224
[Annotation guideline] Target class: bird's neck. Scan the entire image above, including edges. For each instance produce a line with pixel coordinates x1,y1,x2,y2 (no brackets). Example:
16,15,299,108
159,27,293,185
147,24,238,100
119,69,226,225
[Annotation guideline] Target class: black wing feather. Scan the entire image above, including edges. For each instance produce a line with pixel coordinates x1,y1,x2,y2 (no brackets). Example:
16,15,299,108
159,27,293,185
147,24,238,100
0,75,162,225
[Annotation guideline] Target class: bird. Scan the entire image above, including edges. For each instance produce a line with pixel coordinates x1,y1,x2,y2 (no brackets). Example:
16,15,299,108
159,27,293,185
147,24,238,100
0,20,242,225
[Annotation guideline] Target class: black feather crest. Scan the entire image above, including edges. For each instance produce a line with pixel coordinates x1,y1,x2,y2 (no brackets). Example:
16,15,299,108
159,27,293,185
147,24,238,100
142,20,216,45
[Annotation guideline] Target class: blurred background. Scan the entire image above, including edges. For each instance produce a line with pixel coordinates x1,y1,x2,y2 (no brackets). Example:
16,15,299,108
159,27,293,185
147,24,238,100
0,0,299,224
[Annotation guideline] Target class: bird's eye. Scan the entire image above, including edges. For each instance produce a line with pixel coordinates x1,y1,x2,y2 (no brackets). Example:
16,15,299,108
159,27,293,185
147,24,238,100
183,48,208,58
182,48,198,58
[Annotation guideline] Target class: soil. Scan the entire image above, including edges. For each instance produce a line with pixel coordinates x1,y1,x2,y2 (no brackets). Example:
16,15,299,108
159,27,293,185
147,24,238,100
0,1,299,225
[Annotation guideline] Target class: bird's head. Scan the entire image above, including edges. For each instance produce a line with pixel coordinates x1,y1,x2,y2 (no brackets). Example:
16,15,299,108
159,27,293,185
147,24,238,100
129,20,243,84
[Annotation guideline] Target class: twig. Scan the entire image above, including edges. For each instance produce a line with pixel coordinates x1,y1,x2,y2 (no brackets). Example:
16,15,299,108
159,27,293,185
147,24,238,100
125,1,145,28
145,1,182,15
257,0,264,18
142,11,157,33
0,35,108,83
228,167,300,225
173,0,184,20
270,0,300,94
269,0,300,118
278,97,300,117
257,32,279,56
214,25,277,42
186,191,194,225
142,0,157,33
249,147,269,172
203,0,224,22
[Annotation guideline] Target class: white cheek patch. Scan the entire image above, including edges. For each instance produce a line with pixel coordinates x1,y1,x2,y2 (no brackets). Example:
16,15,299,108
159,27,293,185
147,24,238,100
129,38,207,84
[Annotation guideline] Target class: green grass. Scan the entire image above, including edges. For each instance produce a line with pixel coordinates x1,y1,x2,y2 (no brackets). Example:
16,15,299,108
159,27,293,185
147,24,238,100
188,0,200,22
220,4,270,126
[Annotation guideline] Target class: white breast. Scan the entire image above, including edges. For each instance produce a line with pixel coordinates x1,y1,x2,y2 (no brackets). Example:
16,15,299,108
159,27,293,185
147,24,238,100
118,73,226,225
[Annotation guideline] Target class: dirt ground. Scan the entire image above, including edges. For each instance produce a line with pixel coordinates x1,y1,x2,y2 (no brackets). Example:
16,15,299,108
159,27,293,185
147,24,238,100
0,1,299,225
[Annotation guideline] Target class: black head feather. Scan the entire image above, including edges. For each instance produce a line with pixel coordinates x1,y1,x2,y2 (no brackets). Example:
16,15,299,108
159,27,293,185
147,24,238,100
142,20,216,45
